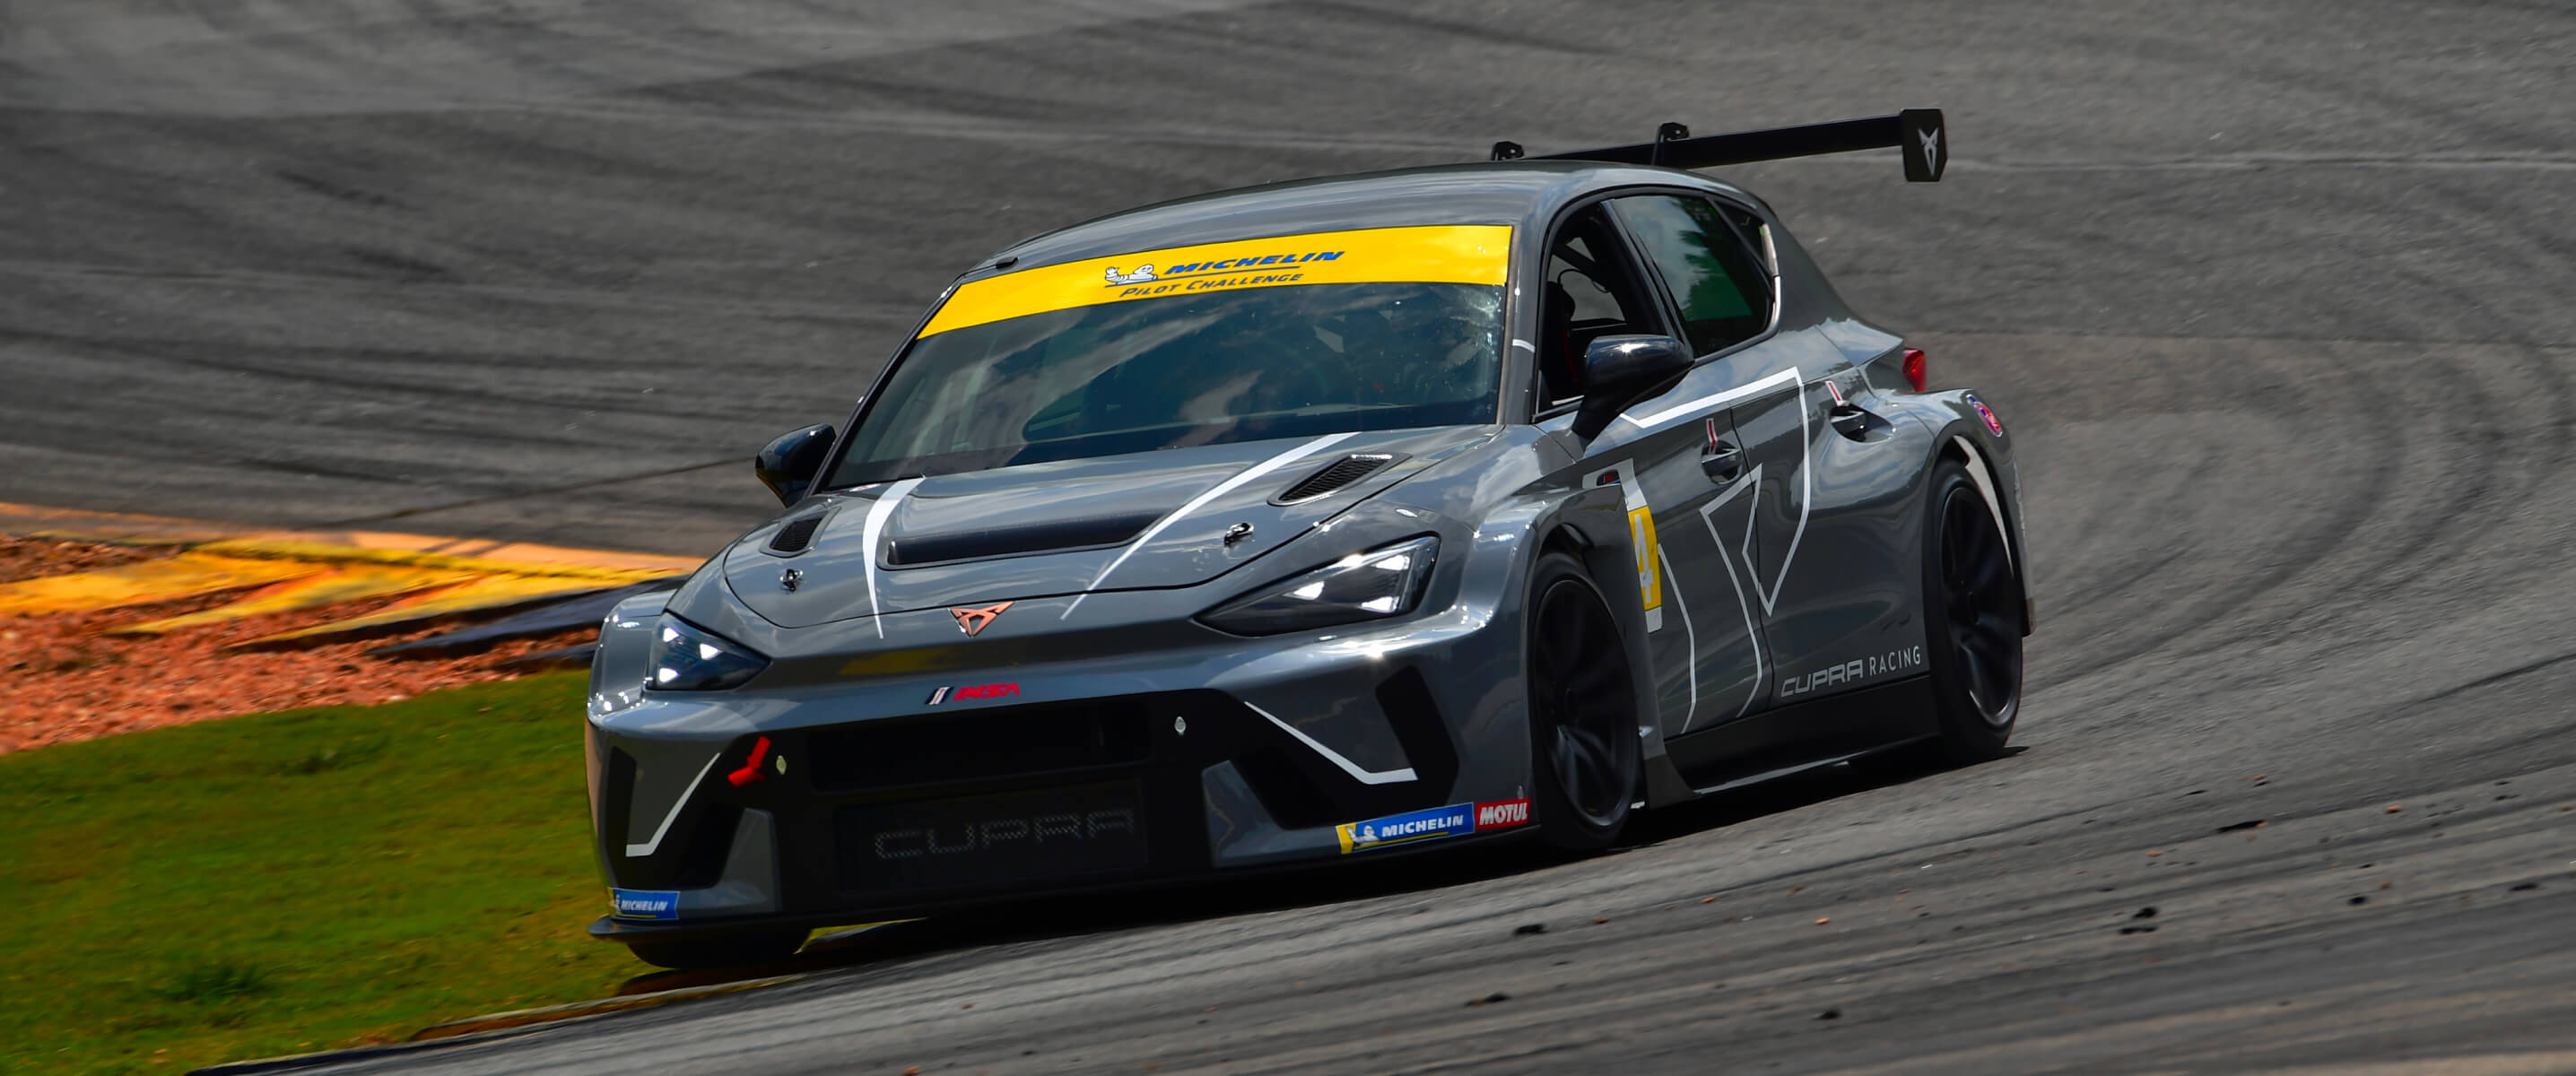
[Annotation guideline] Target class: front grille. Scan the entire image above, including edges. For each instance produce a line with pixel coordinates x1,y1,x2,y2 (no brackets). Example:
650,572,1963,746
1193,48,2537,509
834,780,1148,895
804,700,1154,794
1231,746,1341,829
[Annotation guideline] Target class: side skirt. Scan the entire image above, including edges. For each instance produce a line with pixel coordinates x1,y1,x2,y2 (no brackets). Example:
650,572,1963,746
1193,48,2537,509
1664,675,1939,794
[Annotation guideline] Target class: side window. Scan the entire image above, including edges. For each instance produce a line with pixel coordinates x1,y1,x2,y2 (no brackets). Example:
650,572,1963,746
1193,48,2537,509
1720,203,1777,276
1609,195,1774,357
1536,205,1662,408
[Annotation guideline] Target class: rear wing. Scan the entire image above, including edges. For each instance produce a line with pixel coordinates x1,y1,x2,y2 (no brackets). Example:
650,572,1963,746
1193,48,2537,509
1489,108,1946,182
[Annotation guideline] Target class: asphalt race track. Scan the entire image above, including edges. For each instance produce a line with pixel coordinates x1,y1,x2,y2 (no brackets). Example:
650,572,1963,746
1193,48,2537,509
9,1,2576,1072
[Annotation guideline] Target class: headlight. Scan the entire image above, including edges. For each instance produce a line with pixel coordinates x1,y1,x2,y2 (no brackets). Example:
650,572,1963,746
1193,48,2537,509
646,616,769,691
1198,535,1439,636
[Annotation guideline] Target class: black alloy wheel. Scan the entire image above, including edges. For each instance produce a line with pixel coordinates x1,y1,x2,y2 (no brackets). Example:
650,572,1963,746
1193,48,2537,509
1853,458,2021,780
1526,551,1641,850
1938,473,2023,725
1919,458,2022,762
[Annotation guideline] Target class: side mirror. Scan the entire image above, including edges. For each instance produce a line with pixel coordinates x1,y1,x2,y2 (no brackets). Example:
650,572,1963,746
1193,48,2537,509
754,424,837,506
1570,335,1694,441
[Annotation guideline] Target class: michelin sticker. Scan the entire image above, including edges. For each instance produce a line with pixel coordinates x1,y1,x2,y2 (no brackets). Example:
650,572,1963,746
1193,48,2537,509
611,889,680,921
1101,248,1346,295
918,224,1510,337
1336,798,1532,855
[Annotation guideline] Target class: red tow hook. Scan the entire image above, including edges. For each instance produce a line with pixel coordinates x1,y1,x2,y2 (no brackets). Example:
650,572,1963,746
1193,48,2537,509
726,735,773,787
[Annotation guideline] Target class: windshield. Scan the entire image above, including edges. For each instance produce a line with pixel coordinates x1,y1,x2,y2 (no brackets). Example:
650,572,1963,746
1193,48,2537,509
830,280,1505,487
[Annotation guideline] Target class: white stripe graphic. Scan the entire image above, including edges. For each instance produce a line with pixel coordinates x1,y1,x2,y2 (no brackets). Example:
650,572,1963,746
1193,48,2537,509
622,751,721,857
1658,557,1696,736
1699,481,1770,725
1624,365,1811,616
1619,366,1803,433
860,476,925,638
1950,435,2016,569
1246,702,1418,785
1062,432,1357,619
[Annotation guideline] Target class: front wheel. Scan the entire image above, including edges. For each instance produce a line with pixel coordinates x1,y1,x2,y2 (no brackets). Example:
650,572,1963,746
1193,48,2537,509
1524,551,1642,851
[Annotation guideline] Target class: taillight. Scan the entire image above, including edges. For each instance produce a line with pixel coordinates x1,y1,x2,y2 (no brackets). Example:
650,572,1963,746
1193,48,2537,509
1901,348,1928,393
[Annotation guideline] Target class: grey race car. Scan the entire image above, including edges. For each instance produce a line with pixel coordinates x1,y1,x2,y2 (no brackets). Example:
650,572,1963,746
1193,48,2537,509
585,110,2031,969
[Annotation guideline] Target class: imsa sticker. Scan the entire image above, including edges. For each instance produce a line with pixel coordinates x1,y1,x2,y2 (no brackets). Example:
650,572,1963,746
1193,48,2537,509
610,889,679,921
1964,392,2004,436
1336,798,1533,855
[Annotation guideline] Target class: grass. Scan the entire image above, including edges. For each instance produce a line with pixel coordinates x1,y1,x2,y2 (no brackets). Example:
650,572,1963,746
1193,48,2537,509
0,672,641,1075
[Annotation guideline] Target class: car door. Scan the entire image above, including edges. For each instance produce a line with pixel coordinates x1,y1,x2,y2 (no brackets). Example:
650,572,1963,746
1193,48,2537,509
1533,200,1765,742
1597,192,1785,734
1614,193,1921,714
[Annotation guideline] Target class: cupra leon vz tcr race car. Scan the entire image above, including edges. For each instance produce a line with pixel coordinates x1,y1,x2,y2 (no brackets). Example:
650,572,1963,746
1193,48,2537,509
585,109,2031,968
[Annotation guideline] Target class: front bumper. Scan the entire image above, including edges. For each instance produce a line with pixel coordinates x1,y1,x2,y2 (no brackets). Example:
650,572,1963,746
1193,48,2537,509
584,589,1533,941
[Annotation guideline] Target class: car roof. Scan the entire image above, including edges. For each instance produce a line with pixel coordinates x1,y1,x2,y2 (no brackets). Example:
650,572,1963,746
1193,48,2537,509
982,161,1757,274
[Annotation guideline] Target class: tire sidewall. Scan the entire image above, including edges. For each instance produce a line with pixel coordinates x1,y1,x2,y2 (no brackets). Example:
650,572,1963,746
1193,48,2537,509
1525,549,1640,850
1919,460,2020,762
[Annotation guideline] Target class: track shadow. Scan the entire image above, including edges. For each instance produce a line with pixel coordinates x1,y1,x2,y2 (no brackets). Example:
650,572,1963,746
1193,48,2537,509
614,745,2035,996
1624,742,2032,848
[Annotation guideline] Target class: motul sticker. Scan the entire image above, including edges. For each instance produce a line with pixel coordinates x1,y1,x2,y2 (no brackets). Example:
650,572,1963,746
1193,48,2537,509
1475,799,1532,829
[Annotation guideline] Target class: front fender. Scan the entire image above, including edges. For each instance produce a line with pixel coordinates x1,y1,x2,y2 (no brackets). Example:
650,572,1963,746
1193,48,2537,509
1422,437,1678,807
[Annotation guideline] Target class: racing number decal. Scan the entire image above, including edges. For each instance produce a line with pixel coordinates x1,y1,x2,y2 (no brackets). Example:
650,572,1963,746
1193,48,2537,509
1606,460,1664,631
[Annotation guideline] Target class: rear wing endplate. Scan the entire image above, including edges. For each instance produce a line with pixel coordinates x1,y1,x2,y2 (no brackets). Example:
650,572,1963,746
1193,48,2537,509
1489,108,1946,182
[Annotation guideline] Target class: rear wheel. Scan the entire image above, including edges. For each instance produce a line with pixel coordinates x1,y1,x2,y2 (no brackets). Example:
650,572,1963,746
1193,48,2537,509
1922,459,2023,761
1525,551,1641,851
627,929,807,971
1856,459,2023,775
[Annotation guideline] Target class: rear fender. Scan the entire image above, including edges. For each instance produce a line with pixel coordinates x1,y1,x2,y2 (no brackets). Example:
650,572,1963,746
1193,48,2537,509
1890,390,2032,636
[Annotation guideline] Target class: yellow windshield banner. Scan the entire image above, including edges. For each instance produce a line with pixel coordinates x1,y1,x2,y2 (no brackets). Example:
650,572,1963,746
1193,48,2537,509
918,224,1513,337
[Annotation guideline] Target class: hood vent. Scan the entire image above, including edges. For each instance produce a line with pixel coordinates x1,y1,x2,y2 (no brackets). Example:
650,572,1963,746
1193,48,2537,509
887,510,1163,567
1273,454,1397,506
766,512,828,555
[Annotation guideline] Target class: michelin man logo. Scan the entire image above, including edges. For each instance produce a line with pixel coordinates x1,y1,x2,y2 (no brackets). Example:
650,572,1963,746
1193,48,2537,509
1357,824,1379,844
1104,264,1157,285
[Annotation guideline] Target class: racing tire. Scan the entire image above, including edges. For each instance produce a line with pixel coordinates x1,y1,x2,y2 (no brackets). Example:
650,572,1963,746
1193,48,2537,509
1874,457,2023,777
1525,551,1642,851
626,929,808,971
1854,459,2023,776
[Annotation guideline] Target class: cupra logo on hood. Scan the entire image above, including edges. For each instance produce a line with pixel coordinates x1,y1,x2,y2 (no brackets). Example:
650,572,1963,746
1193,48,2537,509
950,601,1013,637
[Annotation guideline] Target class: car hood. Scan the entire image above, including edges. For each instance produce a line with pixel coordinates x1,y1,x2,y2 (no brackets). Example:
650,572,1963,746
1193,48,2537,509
720,427,1493,629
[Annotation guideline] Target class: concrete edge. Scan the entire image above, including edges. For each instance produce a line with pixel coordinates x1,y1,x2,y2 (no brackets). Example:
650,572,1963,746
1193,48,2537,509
0,500,708,577
193,537,696,583
185,974,809,1076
